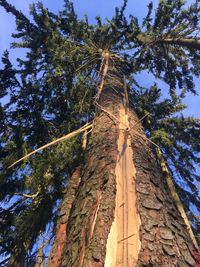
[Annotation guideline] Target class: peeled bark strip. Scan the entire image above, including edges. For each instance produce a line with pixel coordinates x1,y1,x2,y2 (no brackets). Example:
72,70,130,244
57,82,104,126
129,111,200,266
60,87,120,267
47,168,81,267
59,62,199,266
105,104,141,267
156,147,199,251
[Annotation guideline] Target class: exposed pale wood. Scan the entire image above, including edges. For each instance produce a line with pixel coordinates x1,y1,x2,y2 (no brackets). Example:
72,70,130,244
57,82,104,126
156,148,199,251
105,104,141,267
95,50,110,100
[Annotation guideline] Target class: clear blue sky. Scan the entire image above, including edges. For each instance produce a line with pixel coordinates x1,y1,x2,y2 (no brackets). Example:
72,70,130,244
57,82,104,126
0,0,199,117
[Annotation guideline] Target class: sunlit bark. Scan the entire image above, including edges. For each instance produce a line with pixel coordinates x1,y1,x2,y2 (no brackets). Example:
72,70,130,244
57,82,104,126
58,63,199,266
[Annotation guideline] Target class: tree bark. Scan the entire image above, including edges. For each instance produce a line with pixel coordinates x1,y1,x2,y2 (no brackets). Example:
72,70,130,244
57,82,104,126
129,111,200,266
157,38,200,50
60,67,122,266
47,167,81,267
59,65,199,266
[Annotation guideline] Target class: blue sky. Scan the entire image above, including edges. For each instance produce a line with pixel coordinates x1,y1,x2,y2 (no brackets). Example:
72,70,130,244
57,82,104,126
0,1,199,259
0,0,199,117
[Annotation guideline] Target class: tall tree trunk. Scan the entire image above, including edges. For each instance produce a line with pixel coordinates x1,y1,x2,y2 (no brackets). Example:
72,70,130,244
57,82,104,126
157,38,200,50
47,118,89,266
47,167,81,267
59,63,199,266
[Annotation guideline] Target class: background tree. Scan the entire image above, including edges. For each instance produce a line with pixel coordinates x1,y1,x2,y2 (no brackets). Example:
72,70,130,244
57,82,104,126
0,0,199,266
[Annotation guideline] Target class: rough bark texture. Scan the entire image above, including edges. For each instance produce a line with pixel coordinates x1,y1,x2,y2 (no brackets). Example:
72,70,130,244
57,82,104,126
156,148,199,251
58,64,199,266
60,85,121,266
47,168,81,267
129,111,200,267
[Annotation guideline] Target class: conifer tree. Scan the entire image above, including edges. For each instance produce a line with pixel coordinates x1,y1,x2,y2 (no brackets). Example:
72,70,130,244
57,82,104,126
0,0,200,266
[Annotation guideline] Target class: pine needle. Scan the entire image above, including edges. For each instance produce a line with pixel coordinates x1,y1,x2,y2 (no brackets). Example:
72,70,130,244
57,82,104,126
8,122,93,169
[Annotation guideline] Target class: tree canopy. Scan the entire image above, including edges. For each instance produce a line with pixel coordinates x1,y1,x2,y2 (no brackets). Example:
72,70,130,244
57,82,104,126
0,0,199,264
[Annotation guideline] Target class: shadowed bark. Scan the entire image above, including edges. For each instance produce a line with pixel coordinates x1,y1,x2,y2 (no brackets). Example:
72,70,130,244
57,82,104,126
47,167,81,267
129,111,200,266
60,66,122,266
58,64,200,266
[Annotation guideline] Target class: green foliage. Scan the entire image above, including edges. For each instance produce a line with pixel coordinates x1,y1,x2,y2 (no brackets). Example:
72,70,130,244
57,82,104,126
134,0,200,94
151,128,173,147
0,0,199,263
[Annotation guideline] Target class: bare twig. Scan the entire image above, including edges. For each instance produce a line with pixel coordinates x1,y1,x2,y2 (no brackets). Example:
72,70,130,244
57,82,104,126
14,191,40,199
8,122,93,169
118,233,136,243
95,101,159,149
129,112,150,128
95,50,110,101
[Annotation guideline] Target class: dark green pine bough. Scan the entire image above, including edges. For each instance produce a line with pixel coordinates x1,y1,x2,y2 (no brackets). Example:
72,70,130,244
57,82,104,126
0,0,200,266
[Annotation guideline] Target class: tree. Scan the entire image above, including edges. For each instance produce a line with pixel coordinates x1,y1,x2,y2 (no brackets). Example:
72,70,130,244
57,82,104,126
0,0,200,266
